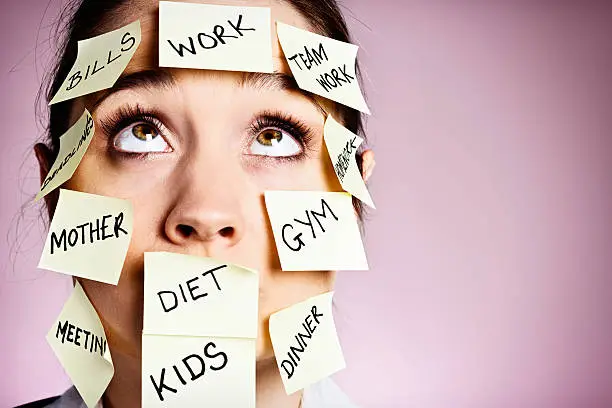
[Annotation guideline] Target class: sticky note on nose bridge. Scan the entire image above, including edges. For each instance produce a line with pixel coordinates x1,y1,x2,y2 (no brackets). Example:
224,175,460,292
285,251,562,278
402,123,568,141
158,1,273,73
143,252,259,338
276,22,370,114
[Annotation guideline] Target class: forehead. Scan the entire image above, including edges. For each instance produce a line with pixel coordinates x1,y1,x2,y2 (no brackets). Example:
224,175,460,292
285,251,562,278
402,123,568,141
107,0,312,76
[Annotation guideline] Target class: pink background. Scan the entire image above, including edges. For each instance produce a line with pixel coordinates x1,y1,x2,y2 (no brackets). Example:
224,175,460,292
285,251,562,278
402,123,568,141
2,1,612,407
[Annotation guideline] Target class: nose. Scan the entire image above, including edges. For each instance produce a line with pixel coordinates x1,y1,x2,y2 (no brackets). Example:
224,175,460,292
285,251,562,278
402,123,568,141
164,156,246,251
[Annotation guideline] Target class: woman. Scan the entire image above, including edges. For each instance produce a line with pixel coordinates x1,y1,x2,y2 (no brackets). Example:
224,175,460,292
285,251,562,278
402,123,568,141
27,0,375,406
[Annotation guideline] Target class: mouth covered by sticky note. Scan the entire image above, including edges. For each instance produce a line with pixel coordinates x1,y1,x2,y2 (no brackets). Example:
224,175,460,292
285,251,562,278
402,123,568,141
264,190,368,271
35,109,95,202
47,281,114,408
158,1,273,73
143,252,258,338
324,115,375,208
269,291,345,395
49,20,141,105
142,252,258,408
38,189,133,285
276,21,370,114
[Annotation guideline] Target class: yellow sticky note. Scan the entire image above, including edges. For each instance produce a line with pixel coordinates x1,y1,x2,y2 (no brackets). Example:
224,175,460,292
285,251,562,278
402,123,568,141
46,282,114,408
264,191,368,271
142,334,255,408
324,115,375,208
35,110,95,202
276,22,370,114
143,252,258,338
49,20,141,105
269,291,345,395
159,2,273,73
38,189,133,285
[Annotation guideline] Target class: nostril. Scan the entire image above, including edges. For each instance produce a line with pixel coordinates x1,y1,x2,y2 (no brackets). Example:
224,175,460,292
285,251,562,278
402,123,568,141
176,224,195,238
218,226,234,238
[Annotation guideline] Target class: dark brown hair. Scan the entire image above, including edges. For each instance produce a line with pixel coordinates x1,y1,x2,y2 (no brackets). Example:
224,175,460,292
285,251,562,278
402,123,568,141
39,0,368,218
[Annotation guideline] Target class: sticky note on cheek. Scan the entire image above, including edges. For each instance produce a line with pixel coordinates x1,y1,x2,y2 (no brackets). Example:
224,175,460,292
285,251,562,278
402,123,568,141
276,22,370,114
38,189,133,285
35,109,95,201
142,334,255,408
158,2,273,73
269,291,345,395
324,115,375,208
264,191,368,271
47,281,114,408
49,20,141,105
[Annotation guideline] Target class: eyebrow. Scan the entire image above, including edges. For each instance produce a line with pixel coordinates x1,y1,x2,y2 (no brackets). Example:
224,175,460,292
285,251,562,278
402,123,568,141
90,69,327,115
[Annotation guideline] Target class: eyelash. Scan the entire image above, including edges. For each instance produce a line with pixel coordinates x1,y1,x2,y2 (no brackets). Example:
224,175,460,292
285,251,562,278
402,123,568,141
98,105,314,162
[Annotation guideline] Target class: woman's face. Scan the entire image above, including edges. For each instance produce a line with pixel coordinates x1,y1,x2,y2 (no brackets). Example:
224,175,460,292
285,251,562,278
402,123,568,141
56,0,344,364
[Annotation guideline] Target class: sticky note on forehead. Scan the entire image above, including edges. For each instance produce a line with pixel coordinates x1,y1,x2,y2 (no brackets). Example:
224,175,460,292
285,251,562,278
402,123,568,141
143,252,258,338
276,22,370,114
324,115,375,208
269,291,345,395
158,1,273,73
47,281,114,408
35,109,95,202
264,191,368,271
38,189,133,285
142,334,255,407
49,20,141,105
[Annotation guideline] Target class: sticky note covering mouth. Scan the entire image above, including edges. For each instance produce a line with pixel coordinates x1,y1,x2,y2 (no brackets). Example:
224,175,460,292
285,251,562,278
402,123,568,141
264,190,368,271
142,253,258,408
143,252,259,338
46,281,114,408
49,20,141,105
38,189,133,285
35,109,95,202
269,291,345,395
276,22,370,114
158,1,273,73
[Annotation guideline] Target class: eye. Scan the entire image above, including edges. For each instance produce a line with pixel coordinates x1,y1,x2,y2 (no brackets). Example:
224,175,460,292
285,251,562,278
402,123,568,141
249,128,301,157
113,122,172,153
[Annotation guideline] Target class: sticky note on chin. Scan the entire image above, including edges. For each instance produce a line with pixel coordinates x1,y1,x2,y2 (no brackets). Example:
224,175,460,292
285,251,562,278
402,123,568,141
324,115,375,208
39,189,133,285
47,281,114,408
276,22,370,114
35,109,95,202
143,252,258,338
264,191,368,271
269,291,345,395
158,2,273,73
50,20,141,105
142,334,255,408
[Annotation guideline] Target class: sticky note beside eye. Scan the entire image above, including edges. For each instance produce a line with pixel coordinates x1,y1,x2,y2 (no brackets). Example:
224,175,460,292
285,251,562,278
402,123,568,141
143,252,259,338
47,281,114,408
269,291,345,395
158,2,273,73
276,22,370,114
49,20,141,105
264,191,368,271
38,189,133,285
324,115,375,208
35,109,95,202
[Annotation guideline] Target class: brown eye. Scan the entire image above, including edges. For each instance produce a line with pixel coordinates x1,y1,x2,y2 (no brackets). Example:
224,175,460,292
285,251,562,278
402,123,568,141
256,129,283,146
132,123,159,141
